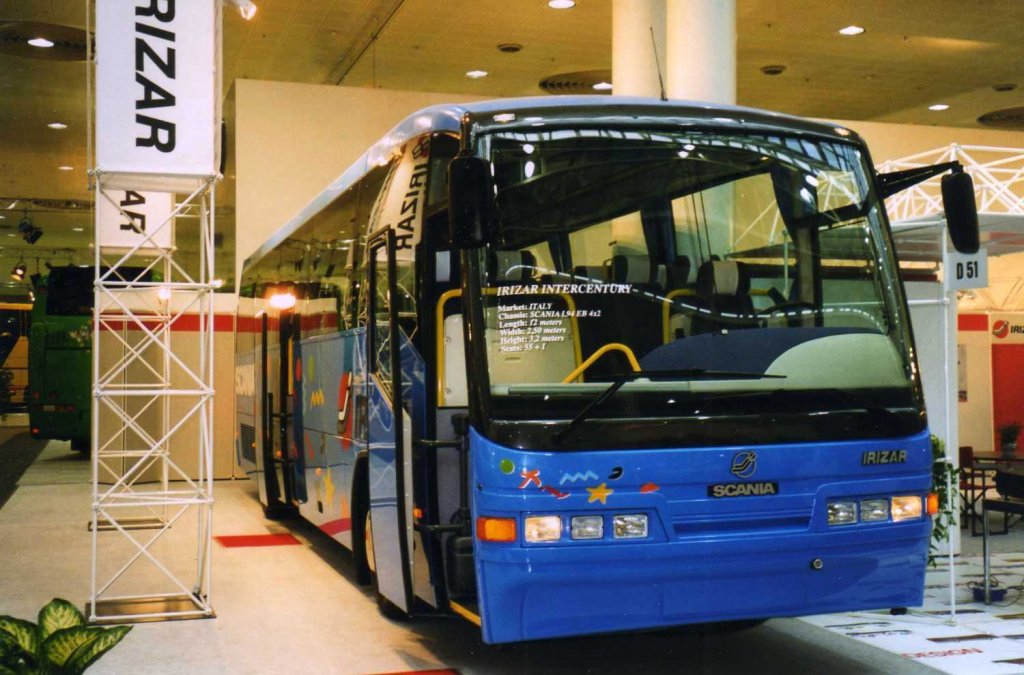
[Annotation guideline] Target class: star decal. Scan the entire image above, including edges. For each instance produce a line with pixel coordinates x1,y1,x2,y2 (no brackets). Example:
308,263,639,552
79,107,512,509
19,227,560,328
586,482,613,505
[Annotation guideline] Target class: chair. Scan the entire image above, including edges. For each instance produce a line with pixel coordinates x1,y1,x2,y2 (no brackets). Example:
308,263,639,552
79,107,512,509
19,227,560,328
959,446,1004,537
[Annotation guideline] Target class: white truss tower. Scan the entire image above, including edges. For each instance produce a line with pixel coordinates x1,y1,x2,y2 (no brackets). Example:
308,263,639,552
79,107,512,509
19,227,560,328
88,174,218,623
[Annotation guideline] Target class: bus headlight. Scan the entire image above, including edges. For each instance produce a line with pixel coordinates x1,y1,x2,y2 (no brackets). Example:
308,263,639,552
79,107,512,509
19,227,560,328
827,500,857,526
524,515,561,542
571,515,603,540
612,514,648,539
891,495,923,521
860,499,890,522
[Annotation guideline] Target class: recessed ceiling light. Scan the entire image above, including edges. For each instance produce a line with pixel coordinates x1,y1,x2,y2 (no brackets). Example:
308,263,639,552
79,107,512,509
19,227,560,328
466,70,488,79
6,234,14,238
28,37,55,48
47,122,68,130
57,165,74,171
928,103,950,111
72,227,84,232
548,0,575,8
838,25,865,36
592,81,613,91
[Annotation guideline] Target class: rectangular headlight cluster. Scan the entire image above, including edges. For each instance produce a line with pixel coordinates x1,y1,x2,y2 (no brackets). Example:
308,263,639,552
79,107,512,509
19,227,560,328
524,514,648,543
827,496,922,526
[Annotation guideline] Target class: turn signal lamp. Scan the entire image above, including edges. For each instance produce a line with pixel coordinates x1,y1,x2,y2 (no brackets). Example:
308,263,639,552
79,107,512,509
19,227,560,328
927,492,940,516
524,515,561,542
477,516,516,542
892,495,924,522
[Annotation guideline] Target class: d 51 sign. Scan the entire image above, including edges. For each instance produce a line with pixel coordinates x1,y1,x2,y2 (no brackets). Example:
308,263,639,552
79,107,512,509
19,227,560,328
95,0,218,186
946,249,988,292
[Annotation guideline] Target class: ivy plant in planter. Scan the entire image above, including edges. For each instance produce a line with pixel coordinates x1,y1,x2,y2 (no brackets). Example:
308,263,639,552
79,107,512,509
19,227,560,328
929,434,958,568
0,599,131,674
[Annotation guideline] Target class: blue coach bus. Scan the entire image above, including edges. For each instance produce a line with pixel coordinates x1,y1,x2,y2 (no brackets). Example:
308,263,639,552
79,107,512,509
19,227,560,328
235,96,978,643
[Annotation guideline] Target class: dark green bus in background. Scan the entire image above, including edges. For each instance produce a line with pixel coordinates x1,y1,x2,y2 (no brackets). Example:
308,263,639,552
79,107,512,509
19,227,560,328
28,266,92,453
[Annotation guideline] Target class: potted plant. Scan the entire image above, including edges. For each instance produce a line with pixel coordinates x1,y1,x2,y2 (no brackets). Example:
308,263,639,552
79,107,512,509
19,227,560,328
929,435,958,567
998,421,1022,456
0,598,131,674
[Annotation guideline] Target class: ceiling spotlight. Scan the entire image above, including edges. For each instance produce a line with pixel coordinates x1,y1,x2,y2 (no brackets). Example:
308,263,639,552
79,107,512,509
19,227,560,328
18,215,43,245
592,81,613,91
57,165,74,171
928,103,950,111
225,0,258,20
993,83,1017,93
27,37,54,48
760,64,787,76
72,227,84,232
548,0,576,8
47,122,68,130
10,262,26,282
497,43,523,53
838,25,865,36
466,70,488,79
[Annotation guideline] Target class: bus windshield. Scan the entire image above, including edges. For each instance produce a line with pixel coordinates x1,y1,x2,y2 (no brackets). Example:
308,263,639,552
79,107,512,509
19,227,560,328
471,126,922,448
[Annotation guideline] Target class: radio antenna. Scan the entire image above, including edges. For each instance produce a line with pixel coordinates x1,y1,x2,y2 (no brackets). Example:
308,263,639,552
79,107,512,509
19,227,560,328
650,26,667,101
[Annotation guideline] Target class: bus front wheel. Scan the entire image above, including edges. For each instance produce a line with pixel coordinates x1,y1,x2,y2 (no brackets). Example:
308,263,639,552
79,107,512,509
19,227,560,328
71,438,89,454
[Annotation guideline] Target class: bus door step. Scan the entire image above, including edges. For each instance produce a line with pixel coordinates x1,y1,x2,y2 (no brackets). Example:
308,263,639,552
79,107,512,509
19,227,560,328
445,535,476,600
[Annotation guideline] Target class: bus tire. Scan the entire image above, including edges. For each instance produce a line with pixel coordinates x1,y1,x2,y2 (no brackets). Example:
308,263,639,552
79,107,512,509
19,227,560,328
71,438,89,454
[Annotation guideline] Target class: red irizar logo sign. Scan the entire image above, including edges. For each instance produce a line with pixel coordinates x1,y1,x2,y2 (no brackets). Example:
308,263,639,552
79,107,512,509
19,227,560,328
991,320,1024,340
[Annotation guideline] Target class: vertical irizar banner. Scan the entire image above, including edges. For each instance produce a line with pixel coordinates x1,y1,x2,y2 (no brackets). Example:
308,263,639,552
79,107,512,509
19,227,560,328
95,0,218,185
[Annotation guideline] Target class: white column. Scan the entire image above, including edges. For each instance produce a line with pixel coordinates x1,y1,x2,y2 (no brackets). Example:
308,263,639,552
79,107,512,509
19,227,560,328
612,0,667,98
666,0,736,104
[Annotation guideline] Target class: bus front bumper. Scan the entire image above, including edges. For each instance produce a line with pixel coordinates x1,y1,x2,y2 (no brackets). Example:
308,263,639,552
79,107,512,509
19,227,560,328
474,523,928,644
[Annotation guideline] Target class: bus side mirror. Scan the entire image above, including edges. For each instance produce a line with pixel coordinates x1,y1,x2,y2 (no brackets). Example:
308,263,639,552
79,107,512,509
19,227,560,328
449,155,494,249
941,170,980,254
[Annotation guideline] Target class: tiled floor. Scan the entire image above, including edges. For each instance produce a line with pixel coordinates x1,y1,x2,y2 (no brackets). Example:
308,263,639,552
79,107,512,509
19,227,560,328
6,432,1018,674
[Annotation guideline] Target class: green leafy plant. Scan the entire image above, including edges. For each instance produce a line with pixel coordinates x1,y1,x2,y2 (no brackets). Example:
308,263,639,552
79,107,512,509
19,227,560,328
0,599,131,674
998,421,1021,448
929,434,958,568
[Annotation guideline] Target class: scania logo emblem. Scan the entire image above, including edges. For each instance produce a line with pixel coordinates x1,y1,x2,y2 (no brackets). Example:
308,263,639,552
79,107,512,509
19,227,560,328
731,451,757,478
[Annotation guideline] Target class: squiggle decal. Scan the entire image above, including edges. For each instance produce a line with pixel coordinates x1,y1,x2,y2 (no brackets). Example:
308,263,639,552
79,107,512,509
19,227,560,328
559,470,599,485
541,485,569,499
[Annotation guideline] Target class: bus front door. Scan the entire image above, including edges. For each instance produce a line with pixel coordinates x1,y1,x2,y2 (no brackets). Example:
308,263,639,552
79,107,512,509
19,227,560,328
366,228,415,613
260,310,302,517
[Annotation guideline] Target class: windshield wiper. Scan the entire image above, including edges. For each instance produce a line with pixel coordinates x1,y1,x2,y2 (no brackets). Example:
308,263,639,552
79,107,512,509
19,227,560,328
552,368,786,444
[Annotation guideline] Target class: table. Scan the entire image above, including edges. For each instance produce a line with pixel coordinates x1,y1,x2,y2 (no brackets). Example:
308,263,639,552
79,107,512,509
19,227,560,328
966,452,1024,536
982,496,1024,603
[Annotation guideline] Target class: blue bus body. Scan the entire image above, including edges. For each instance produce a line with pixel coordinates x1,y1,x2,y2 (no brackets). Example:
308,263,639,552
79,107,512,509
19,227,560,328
236,96,939,644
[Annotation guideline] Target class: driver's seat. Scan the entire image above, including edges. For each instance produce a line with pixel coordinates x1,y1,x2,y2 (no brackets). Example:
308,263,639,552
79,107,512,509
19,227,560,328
691,260,758,334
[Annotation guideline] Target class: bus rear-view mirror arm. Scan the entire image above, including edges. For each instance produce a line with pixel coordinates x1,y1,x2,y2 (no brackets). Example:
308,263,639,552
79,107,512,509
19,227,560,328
877,161,980,254
449,155,495,249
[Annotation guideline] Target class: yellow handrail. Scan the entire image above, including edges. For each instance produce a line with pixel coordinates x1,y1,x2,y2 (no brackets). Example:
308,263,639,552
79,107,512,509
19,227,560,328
561,343,640,384
661,288,695,344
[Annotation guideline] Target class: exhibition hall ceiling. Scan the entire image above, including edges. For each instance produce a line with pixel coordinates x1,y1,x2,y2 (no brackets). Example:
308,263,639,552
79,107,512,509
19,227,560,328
0,0,1022,259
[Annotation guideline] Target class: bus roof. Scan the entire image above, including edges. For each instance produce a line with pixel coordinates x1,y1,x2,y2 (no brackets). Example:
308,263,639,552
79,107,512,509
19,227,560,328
241,95,861,276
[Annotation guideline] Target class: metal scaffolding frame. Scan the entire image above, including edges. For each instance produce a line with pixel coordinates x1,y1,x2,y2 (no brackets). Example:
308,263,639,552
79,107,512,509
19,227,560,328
88,173,218,623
